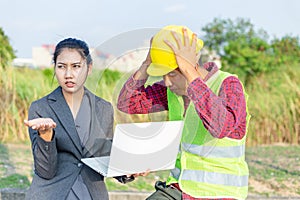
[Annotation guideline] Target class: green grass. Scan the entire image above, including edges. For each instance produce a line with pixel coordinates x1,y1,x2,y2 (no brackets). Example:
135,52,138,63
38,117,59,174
1,64,300,145
0,143,32,189
246,145,300,180
245,64,300,145
0,174,30,189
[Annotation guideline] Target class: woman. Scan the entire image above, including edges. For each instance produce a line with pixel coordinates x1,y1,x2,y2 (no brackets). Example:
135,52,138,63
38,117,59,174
24,38,133,200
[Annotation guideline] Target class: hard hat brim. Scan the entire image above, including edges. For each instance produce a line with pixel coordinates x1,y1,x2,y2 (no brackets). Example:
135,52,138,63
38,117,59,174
147,63,176,76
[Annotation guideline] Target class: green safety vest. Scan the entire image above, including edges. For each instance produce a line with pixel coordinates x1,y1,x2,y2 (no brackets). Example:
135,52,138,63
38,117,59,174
166,71,250,199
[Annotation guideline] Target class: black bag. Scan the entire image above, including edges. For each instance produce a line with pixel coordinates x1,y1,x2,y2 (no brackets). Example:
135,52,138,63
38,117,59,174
146,181,182,200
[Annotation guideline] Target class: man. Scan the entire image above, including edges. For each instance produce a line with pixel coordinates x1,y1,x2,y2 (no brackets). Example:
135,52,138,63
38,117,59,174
117,25,250,200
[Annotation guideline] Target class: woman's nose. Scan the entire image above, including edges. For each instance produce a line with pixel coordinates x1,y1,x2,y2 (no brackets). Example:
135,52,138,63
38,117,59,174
64,67,73,78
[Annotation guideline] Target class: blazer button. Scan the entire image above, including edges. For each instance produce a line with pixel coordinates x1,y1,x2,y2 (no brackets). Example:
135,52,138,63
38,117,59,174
45,145,49,151
77,163,83,168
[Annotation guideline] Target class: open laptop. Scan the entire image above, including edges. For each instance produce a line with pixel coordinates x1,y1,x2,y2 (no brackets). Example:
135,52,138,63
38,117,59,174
81,120,184,177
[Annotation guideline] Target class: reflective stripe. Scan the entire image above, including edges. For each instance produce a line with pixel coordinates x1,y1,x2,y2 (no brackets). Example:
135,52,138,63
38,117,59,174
181,170,248,187
170,167,181,179
182,143,245,158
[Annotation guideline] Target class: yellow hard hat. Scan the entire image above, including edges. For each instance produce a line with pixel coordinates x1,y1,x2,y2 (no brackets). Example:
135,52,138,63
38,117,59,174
147,25,204,76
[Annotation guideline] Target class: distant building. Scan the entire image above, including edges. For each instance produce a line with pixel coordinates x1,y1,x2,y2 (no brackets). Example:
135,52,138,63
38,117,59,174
14,44,221,71
91,48,148,72
12,58,37,69
13,44,55,69
32,44,55,68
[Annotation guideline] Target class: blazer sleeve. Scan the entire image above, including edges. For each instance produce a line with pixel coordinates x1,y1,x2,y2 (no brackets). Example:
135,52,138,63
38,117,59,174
28,101,58,180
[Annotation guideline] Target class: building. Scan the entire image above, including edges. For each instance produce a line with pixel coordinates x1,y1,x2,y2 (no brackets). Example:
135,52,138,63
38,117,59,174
32,44,55,68
12,44,54,69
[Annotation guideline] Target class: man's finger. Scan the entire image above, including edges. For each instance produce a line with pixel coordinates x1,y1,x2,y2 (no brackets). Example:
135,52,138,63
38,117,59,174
171,31,182,49
182,28,189,47
191,33,197,50
164,40,177,54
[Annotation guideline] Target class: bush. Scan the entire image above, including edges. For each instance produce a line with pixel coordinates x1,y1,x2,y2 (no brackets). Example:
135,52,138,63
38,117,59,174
0,28,15,69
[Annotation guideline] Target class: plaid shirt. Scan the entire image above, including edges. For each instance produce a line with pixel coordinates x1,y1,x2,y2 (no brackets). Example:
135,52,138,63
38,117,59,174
117,62,247,199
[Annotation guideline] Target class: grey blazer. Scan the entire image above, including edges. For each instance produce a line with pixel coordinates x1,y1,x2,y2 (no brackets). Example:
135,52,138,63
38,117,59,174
25,87,114,200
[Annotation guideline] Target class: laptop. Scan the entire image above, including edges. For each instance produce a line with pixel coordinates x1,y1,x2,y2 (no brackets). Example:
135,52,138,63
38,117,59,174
81,120,184,177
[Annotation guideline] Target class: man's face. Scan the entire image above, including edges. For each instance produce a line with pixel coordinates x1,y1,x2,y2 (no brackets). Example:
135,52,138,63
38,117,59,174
163,69,188,96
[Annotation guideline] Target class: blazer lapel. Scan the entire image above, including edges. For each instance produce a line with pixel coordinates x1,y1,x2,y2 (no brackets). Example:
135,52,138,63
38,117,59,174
82,90,101,157
48,87,83,155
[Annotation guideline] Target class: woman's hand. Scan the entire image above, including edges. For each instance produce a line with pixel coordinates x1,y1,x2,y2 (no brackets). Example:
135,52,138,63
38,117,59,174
129,169,151,178
24,118,56,141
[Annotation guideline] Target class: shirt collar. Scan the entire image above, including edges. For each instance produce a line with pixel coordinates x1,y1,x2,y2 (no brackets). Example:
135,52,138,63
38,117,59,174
202,62,219,82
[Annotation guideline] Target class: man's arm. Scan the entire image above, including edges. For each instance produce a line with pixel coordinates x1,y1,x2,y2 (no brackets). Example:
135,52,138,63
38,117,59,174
165,28,246,139
187,76,247,139
117,76,168,114
117,44,168,114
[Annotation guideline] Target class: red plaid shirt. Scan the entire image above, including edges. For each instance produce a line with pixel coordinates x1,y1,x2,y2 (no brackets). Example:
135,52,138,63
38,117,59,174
117,62,246,199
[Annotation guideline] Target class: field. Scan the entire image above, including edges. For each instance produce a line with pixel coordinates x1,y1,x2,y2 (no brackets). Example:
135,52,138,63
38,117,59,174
0,64,299,198
0,143,299,197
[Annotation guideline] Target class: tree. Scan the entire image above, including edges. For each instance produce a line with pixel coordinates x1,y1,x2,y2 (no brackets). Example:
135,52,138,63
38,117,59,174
201,18,273,83
201,18,300,84
271,35,300,65
0,27,15,69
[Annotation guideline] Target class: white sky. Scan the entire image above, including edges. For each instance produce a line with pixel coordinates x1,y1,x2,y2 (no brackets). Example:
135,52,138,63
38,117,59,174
1,0,299,58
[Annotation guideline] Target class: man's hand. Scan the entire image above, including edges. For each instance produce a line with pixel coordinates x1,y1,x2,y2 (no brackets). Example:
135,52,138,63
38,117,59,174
164,28,202,83
24,118,56,141
133,38,153,80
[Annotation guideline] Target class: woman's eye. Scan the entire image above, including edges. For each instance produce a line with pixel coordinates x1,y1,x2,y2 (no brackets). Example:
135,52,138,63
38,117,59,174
57,65,65,69
73,65,81,68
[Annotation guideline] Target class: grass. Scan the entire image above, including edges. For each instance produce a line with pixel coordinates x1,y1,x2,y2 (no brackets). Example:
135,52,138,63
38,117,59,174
0,174,30,189
246,144,300,196
0,142,299,197
1,64,300,145
0,143,32,189
245,64,300,145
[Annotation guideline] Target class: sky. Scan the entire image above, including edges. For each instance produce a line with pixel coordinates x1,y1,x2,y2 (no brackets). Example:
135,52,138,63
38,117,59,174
1,0,300,58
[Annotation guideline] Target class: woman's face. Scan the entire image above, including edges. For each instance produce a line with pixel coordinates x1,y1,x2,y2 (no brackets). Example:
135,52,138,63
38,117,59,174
55,48,91,95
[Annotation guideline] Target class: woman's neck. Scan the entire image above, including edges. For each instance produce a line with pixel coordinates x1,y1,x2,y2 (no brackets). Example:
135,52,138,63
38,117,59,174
62,88,85,118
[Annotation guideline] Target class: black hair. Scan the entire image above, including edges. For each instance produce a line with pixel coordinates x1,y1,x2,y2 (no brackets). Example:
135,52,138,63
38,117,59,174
53,38,92,65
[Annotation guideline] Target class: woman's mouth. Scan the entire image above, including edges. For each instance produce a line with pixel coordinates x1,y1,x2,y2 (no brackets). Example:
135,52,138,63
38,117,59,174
65,81,75,88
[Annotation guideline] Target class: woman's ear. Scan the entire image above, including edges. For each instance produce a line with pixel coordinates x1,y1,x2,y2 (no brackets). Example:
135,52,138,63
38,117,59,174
88,63,93,75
